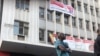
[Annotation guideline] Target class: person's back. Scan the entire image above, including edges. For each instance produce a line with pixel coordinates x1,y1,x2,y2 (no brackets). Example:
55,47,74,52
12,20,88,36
54,33,71,56
55,39,69,56
94,29,100,56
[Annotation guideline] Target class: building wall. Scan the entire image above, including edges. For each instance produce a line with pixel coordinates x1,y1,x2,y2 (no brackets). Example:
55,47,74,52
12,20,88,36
0,0,100,47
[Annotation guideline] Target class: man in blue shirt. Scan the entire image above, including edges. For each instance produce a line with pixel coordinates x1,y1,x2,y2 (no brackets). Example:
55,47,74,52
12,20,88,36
54,33,72,56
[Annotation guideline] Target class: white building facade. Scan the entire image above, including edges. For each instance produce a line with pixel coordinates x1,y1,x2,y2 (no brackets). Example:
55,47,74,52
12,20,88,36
0,0,100,56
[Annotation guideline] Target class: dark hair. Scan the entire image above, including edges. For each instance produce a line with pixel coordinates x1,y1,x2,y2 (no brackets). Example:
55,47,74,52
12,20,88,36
58,33,65,40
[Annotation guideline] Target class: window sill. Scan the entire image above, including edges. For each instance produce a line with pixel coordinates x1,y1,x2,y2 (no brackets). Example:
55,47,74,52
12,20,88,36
97,16,100,18
16,8,29,12
47,20,54,22
56,22,62,24
93,31,96,33
47,42,54,45
65,24,70,26
78,10,82,12
91,14,94,16
85,12,89,14
86,29,91,31
80,28,84,30
72,26,77,28
39,18,45,20
39,41,46,43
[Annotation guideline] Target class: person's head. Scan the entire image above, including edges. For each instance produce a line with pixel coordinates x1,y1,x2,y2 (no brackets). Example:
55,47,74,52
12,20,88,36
58,33,65,41
97,29,100,35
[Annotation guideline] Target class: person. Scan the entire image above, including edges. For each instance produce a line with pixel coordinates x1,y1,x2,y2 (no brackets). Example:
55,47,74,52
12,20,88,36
94,29,100,56
54,33,72,56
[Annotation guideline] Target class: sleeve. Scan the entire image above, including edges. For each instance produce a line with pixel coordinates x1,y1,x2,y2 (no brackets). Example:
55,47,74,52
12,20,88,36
63,42,69,48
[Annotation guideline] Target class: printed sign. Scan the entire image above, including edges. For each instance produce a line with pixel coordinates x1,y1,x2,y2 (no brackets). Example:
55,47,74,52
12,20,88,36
82,40,94,52
49,0,74,16
64,36,75,49
75,38,83,50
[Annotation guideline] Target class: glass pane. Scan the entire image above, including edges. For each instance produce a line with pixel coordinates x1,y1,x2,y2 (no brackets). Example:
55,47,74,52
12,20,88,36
25,0,30,10
14,21,19,35
39,29,45,41
72,17,76,26
19,27,23,35
39,7,44,18
16,0,20,8
64,15,69,24
24,27,28,35
47,10,52,21
21,0,24,9
63,0,68,5
19,22,23,27
56,12,61,22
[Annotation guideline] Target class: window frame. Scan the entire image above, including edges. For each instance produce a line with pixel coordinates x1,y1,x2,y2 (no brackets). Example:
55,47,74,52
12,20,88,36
39,7,45,19
77,1,82,11
90,6,94,15
84,4,88,13
86,20,90,30
72,17,76,27
14,20,29,36
79,18,83,29
56,11,62,23
92,22,96,31
63,0,68,5
39,28,45,42
47,9,53,21
64,14,69,25
16,0,30,10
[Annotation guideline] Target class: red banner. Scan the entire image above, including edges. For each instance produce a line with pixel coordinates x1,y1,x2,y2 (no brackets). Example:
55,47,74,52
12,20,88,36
50,0,74,16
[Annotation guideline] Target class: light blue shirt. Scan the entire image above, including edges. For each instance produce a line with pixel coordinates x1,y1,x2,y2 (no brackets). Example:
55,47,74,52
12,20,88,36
54,39,69,56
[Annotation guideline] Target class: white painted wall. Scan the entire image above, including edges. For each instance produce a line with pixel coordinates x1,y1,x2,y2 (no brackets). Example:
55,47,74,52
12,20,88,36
0,0,100,47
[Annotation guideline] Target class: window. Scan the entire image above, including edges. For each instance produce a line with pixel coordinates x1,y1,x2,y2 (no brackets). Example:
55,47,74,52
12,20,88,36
84,4,88,13
39,29,45,41
71,0,75,8
96,8,99,17
47,10,53,21
92,22,96,31
95,0,98,2
98,24,100,29
16,0,30,10
14,20,29,36
79,18,83,28
56,12,61,23
90,6,94,15
87,38,92,40
73,35,78,39
72,17,76,27
86,20,90,30
77,1,82,11
47,30,53,44
39,7,45,19
80,37,84,39
64,14,69,25
63,0,68,5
